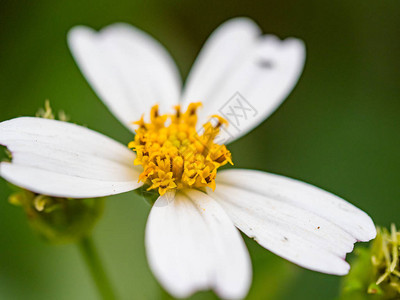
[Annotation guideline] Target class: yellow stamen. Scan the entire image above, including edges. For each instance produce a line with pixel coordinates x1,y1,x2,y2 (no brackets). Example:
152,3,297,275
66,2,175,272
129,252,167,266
129,102,233,195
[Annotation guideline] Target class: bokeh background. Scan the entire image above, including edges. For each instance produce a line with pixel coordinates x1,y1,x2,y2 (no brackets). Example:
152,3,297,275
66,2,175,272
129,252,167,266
1,0,399,299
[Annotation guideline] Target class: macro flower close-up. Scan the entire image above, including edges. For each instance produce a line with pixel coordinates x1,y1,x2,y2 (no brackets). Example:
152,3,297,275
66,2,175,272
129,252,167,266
0,17,377,299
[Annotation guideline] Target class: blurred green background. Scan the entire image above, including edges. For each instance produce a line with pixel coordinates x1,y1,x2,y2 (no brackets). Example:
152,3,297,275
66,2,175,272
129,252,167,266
0,0,399,299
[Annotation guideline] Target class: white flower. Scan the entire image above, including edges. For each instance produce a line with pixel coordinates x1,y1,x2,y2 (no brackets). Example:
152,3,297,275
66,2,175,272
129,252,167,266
0,18,375,299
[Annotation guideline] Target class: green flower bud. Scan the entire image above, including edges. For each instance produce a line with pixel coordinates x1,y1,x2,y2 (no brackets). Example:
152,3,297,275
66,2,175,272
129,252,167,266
4,102,102,244
340,224,400,300
9,188,104,244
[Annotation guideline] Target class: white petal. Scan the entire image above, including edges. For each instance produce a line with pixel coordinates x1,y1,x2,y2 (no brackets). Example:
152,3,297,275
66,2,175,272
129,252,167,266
209,169,376,275
68,23,181,132
145,189,251,299
0,117,142,198
181,18,305,143
181,18,261,107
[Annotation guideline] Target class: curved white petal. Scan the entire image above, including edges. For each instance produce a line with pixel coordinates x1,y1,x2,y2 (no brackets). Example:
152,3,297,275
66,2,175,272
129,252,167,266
209,169,376,275
181,18,305,143
145,189,252,299
0,117,142,198
181,18,261,107
68,23,181,132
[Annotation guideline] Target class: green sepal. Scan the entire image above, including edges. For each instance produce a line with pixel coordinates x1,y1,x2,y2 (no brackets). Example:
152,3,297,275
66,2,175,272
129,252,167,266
134,185,160,206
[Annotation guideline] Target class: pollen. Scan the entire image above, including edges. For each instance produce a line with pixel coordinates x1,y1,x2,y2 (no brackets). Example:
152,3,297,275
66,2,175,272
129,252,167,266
128,103,233,196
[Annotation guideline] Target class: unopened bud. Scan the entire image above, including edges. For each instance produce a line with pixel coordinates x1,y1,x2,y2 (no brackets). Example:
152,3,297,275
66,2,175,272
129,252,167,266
8,188,104,244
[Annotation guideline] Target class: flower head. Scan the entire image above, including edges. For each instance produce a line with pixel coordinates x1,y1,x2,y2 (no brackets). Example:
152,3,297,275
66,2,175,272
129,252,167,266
129,103,232,195
0,18,376,299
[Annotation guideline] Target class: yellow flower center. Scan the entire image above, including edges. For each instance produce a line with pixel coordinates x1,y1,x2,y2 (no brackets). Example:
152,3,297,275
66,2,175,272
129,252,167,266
128,102,233,196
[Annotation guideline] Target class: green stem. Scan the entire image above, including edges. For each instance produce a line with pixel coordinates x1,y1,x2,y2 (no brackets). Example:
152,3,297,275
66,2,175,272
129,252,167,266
78,236,118,300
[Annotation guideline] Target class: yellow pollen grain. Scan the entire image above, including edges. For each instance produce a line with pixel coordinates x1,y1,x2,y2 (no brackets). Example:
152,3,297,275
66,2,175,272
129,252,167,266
129,102,233,196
